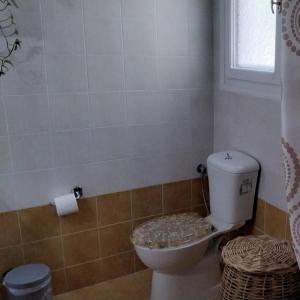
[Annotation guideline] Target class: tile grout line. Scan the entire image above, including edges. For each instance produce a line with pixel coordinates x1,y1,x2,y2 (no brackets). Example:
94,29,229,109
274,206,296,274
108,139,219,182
0,87,211,98
1,78,18,210
80,0,94,167
58,211,68,291
161,183,165,214
0,120,195,138
16,211,25,263
129,190,135,271
0,211,167,252
6,149,192,179
38,0,55,173
263,199,266,234
95,196,101,259
190,179,193,211
64,249,135,270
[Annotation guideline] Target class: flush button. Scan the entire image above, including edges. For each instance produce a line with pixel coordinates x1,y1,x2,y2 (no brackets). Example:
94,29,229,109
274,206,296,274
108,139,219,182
240,179,252,195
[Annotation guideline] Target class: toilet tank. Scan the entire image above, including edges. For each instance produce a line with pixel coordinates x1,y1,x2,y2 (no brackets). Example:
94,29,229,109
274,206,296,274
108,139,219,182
207,151,259,225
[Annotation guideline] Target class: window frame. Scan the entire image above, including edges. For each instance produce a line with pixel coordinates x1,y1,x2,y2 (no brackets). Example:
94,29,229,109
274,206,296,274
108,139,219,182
218,0,282,100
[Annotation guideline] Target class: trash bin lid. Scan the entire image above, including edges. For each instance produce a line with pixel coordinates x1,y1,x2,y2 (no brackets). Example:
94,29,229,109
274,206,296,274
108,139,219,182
222,235,297,273
3,264,51,290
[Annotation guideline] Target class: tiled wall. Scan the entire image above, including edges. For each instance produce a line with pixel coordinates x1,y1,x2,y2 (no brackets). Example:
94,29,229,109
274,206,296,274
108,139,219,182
252,199,291,240
0,0,213,213
0,179,208,295
0,177,291,297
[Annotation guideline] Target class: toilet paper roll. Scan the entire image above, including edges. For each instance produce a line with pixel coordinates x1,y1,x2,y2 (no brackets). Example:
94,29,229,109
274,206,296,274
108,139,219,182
54,193,79,216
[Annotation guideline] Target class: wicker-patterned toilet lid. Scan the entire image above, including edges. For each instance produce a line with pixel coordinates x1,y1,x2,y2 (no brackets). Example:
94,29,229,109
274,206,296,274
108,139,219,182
222,235,297,273
131,213,213,249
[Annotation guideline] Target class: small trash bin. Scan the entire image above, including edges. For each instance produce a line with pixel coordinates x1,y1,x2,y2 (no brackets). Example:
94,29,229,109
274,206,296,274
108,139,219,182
3,264,52,300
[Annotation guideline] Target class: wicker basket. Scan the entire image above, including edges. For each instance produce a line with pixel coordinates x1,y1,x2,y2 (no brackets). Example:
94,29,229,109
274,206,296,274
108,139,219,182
220,235,300,300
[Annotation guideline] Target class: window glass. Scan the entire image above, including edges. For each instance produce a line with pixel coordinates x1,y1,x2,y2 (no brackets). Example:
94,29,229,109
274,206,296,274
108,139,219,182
231,0,276,72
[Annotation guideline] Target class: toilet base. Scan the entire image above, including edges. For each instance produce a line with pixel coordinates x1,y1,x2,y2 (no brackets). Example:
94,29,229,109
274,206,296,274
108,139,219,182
150,250,221,300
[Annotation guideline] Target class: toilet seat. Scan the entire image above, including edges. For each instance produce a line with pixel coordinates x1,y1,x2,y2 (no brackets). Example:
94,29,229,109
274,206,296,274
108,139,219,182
131,213,214,249
132,213,244,251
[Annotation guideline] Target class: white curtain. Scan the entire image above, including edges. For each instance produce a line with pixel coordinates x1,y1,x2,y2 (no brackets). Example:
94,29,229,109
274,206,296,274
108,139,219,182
281,0,300,266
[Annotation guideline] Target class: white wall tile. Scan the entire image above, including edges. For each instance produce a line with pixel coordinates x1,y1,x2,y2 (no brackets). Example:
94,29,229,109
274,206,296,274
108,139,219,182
10,134,52,172
91,127,128,161
159,91,191,122
126,91,162,124
52,130,92,167
0,99,7,136
188,57,212,89
0,137,12,174
122,0,154,19
14,170,56,209
190,91,213,122
43,0,83,17
123,20,155,55
46,54,88,93
157,57,189,89
189,21,212,57
50,94,90,131
157,20,189,56
44,13,85,54
160,121,192,154
85,19,123,55
188,0,212,24
124,56,157,90
0,175,16,212
90,92,126,127
84,0,121,19
126,155,166,189
91,159,129,195
127,151,191,189
5,95,49,135
87,55,124,92
157,0,189,23
127,125,162,156
160,151,192,183
18,0,41,13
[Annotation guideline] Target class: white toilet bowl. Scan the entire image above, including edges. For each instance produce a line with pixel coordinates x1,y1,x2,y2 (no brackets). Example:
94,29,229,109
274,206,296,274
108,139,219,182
134,215,242,300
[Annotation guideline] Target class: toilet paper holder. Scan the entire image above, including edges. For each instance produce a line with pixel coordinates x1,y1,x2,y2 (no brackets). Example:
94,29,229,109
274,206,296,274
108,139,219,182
50,186,83,206
73,186,83,200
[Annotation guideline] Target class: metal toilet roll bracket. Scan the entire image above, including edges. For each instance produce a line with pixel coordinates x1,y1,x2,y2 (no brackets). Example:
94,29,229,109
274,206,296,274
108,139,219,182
73,186,83,200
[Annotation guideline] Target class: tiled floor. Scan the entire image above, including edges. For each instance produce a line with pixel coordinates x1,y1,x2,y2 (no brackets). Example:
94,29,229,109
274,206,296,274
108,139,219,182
54,269,152,300
54,269,220,300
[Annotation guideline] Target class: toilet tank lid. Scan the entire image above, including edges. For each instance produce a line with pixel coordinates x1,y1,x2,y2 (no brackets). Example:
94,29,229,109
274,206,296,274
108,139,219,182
207,151,259,174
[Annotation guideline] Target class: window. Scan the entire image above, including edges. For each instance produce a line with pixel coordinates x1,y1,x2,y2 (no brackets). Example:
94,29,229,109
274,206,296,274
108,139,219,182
219,0,281,99
231,0,276,72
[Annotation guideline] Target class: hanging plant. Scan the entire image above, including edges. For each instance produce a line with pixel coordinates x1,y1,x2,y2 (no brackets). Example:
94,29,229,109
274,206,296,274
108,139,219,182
0,0,21,76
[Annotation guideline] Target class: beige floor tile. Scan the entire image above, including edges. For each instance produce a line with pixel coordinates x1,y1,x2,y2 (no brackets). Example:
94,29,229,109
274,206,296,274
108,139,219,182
55,282,114,300
54,270,152,300
106,277,149,300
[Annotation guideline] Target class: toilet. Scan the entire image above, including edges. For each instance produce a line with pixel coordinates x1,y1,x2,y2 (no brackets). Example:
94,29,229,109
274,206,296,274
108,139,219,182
131,151,260,300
